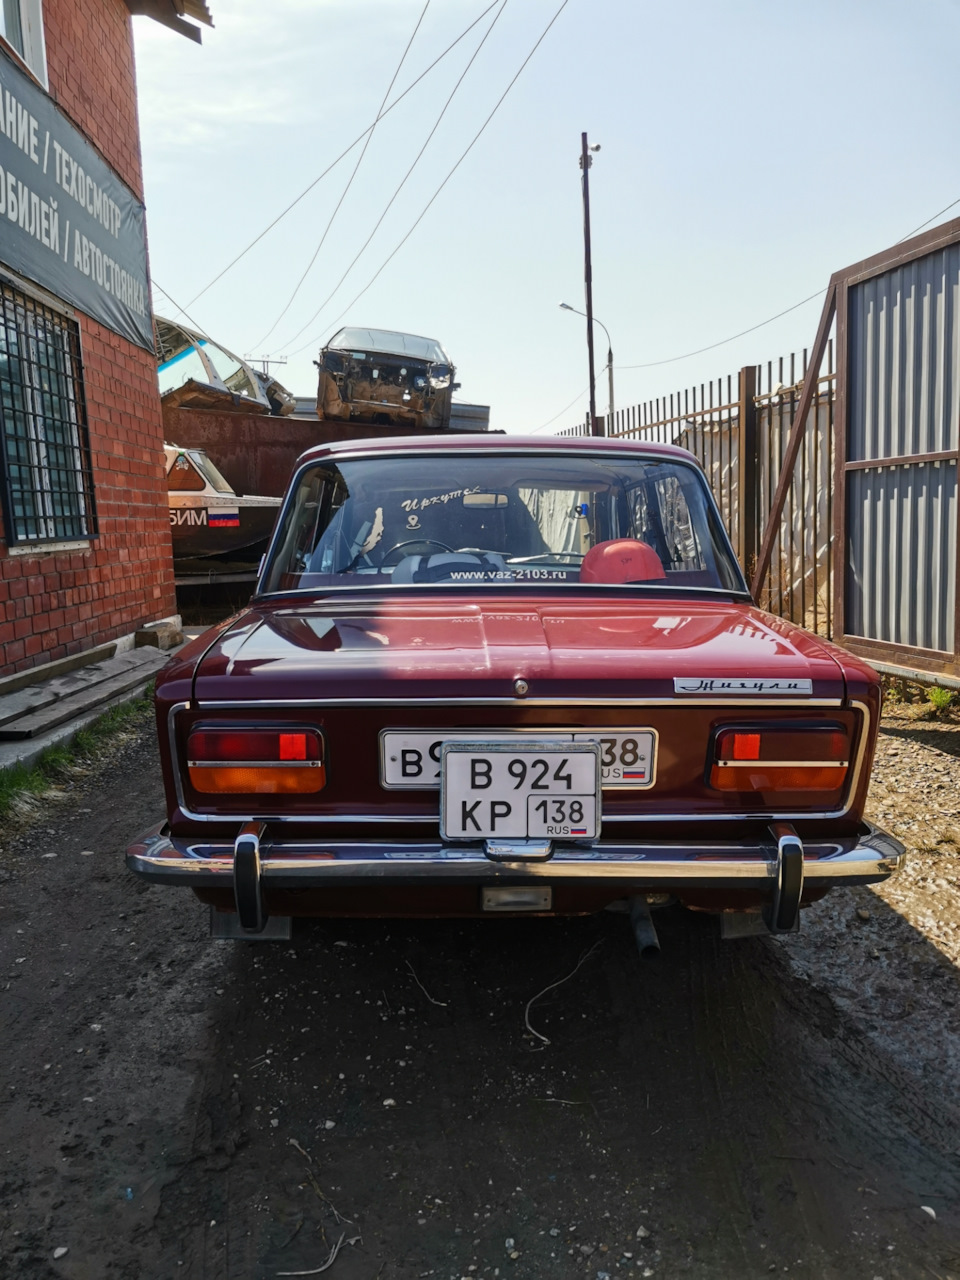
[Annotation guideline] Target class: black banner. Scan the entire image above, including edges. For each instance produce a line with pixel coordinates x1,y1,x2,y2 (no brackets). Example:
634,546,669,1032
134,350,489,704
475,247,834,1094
0,48,152,350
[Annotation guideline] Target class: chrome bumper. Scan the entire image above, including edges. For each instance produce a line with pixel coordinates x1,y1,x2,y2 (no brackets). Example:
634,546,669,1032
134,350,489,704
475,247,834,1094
127,822,904,891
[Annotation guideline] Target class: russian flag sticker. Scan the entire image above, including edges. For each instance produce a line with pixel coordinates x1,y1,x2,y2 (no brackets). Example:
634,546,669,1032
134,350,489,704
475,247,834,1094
208,507,240,528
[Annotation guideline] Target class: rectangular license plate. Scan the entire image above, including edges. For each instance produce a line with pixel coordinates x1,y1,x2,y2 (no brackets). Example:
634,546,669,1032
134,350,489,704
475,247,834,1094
381,729,656,789
440,741,600,841
572,731,656,788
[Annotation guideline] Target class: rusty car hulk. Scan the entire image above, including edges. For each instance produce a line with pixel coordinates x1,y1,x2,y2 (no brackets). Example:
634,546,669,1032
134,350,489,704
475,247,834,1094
315,327,457,430
127,435,904,942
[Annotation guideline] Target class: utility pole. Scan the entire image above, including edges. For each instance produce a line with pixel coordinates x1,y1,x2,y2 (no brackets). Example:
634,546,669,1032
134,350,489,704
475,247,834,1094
248,355,288,377
580,132,601,436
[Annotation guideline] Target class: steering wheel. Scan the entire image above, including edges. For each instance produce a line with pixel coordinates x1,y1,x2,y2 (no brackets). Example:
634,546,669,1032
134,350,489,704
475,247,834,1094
380,538,454,567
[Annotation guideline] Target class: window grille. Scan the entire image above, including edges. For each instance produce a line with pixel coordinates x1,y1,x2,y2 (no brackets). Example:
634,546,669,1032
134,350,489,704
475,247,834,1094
0,281,97,545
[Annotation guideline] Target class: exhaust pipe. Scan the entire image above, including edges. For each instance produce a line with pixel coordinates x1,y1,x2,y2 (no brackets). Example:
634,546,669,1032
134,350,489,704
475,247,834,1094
629,897,661,958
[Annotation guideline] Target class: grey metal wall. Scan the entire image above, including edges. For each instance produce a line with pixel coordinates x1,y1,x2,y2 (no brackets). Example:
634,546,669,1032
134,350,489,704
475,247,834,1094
846,247,960,651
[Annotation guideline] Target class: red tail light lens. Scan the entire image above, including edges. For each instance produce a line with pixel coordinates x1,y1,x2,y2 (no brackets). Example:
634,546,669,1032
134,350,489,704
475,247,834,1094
710,725,849,793
187,727,325,794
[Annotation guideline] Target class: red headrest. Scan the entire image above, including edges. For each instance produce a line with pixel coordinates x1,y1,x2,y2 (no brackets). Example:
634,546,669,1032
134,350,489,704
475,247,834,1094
579,539,665,584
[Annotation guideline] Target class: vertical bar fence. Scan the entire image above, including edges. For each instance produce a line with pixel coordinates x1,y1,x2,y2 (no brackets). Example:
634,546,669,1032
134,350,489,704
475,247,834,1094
556,342,837,638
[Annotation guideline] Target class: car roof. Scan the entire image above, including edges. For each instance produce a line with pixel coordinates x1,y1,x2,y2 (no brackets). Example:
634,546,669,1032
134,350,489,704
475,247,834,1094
295,433,699,468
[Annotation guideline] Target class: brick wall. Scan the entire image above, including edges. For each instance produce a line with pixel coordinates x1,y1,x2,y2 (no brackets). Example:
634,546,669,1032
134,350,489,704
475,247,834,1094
43,0,144,200
0,0,176,676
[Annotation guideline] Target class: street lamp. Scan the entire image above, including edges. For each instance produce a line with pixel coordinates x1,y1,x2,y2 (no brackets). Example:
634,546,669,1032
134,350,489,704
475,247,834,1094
560,301,614,425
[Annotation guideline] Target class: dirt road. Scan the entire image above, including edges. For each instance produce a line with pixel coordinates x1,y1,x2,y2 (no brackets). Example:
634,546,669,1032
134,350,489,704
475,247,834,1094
1,718,958,1279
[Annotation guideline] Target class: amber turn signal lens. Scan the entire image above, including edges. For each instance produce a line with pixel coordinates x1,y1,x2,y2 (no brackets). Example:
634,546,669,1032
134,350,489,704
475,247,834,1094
709,763,848,792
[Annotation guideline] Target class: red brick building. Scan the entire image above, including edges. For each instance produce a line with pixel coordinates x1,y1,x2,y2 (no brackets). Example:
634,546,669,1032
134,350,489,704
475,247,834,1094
0,0,211,675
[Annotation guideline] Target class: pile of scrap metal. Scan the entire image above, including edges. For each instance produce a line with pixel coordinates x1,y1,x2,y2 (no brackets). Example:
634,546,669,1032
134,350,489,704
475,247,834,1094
156,317,296,416
316,327,459,430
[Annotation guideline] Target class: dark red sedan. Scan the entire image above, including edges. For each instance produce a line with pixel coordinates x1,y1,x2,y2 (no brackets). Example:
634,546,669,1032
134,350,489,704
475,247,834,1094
128,435,903,942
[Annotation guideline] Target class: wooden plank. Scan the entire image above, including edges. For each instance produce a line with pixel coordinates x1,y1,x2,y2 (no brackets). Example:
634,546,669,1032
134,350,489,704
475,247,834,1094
0,661,166,740
751,284,837,600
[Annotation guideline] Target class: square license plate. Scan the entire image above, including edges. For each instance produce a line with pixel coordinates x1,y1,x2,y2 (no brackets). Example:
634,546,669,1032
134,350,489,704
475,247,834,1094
440,740,600,841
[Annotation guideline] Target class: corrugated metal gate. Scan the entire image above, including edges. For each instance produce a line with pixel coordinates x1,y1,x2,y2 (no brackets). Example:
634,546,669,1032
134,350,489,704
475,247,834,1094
844,246,960,657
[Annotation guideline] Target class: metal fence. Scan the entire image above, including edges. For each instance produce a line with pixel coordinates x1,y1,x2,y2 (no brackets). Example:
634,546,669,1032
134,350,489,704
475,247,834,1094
557,343,837,637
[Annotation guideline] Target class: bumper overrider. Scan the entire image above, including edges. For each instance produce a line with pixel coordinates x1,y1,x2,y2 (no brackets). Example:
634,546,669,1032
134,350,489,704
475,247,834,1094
126,821,905,934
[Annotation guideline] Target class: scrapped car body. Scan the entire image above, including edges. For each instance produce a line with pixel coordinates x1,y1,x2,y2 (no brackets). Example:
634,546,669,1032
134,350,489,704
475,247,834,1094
316,327,457,430
157,316,296,416
128,435,904,941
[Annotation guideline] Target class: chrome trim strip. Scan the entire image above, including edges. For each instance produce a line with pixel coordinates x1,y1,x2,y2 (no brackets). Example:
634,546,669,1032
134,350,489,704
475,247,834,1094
188,761,324,769
187,697,844,709
714,759,849,769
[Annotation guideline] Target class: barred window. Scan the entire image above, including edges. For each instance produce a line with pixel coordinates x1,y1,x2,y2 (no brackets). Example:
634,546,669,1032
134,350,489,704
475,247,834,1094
0,282,97,545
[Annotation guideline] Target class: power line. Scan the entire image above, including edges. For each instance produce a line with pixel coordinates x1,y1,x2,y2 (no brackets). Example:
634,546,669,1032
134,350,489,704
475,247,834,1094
180,0,502,315
897,195,960,243
286,0,573,359
275,0,510,353
533,385,589,431
151,280,211,339
613,195,960,375
615,289,825,372
252,0,431,350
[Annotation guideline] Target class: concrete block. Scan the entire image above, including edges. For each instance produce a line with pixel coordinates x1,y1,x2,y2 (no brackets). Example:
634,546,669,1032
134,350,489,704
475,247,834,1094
135,621,183,650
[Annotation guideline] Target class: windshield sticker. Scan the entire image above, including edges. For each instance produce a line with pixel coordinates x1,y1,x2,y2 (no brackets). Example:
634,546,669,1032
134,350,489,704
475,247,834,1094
674,677,813,695
359,507,384,555
401,486,481,513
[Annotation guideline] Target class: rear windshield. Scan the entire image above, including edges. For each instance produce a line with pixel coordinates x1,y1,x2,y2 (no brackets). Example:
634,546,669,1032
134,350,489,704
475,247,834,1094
260,452,746,595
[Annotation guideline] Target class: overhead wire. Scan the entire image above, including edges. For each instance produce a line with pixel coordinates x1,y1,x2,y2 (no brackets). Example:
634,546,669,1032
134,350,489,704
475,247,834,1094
252,0,432,350
615,289,826,372
533,385,589,432
179,0,502,316
285,0,573,359
613,194,960,375
151,280,211,339
274,0,510,353
897,195,960,243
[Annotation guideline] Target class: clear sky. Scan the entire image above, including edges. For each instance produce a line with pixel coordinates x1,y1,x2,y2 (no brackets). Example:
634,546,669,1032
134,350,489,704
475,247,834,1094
131,0,960,434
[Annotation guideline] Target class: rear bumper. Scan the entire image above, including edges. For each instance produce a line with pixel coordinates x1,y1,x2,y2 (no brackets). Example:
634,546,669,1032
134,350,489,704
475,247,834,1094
126,822,905,892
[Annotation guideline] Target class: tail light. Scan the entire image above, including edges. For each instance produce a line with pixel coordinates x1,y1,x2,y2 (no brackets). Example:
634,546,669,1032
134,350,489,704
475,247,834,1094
709,724,849,793
187,726,325,794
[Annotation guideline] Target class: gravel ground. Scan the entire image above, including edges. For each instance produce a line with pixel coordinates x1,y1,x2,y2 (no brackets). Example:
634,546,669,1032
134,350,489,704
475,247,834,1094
780,703,960,1097
1,701,959,1279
